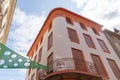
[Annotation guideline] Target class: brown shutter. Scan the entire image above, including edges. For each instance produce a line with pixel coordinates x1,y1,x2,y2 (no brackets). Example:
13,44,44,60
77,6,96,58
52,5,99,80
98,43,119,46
48,32,53,50
107,58,120,79
97,39,109,53
83,33,95,48
71,48,86,71
47,53,53,69
91,54,107,77
38,48,42,62
67,28,79,43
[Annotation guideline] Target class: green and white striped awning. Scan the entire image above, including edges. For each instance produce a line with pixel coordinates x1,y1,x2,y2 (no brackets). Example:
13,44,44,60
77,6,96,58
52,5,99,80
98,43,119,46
0,43,49,69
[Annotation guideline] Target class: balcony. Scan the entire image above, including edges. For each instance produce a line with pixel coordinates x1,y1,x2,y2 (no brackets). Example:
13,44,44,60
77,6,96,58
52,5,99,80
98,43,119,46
39,58,102,80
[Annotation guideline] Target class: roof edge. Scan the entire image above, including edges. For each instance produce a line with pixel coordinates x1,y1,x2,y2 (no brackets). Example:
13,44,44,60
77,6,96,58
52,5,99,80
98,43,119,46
27,7,103,57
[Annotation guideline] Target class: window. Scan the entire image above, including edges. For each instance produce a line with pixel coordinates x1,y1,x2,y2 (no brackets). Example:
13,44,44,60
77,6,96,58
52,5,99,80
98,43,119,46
97,38,109,53
36,69,39,80
71,48,87,71
47,53,53,69
66,17,73,25
28,69,31,75
91,54,107,76
83,33,96,48
92,28,99,35
67,28,79,43
31,73,35,80
107,58,120,79
38,48,42,62
48,32,53,50
34,55,37,62
79,23,87,30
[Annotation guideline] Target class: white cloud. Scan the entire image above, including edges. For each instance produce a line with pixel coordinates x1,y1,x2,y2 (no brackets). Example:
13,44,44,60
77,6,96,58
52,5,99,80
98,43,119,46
7,8,46,56
71,0,120,31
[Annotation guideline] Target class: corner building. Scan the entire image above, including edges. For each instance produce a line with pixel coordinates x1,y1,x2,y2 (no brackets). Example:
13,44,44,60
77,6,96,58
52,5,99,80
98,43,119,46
26,8,120,80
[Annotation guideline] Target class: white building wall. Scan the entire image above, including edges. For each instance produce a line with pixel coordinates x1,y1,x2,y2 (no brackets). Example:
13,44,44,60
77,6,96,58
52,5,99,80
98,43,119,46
26,23,54,80
26,16,120,80
52,16,120,80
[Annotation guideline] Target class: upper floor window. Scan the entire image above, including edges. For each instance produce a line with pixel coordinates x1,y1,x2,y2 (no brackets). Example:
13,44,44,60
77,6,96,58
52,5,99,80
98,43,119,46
91,54,108,76
67,27,79,43
48,32,53,50
97,38,109,53
92,28,99,35
47,53,53,69
107,58,120,79
83,33,96,48
34,55,37,62
31,73,35,80
66,17,73,25
38,48,42,62
28,69,31,76
79,23,87,30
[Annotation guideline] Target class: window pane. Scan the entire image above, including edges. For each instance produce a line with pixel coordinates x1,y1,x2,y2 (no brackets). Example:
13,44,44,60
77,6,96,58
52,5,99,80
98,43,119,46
31,73,35,80
83,34,95,48
107,58,120,79
71,48,87,71
67,28,79,43
28,69,31,75
47,53,53,69
38,48,42,62
34,55,37,62
48,32,53,50
97,39,109,53
91,54,107,76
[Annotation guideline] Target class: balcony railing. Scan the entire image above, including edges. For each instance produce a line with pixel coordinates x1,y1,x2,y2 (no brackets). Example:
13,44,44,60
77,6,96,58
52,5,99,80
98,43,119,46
39,58,99,80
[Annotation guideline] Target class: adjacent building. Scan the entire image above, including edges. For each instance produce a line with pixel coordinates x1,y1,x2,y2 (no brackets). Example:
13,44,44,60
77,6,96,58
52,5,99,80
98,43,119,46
26,8,120,80
0,0,16,44
104,29,120,59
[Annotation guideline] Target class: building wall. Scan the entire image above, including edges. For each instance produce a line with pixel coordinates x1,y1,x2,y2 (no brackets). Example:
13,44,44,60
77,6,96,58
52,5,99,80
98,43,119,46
104,30,120,59
26,21,54,80
0,0,16,44
26,8,120,80
52,16,120,80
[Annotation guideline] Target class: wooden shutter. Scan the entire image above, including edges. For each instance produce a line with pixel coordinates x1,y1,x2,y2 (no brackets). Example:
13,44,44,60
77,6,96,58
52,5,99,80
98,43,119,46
48,32,53,50
107,58,120,79
38,48,42,62
91,54,107,76
83,33,95,48
47,53,53,69
72,48,86,71
67,28,79,43
97,39,109,53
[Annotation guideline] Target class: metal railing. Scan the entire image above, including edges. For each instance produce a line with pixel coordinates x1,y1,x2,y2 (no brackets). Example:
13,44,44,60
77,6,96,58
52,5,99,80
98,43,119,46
39,58,99,80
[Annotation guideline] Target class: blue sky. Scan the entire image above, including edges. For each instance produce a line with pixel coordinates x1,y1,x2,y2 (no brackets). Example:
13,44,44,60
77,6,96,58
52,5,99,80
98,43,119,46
0,0,120,80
